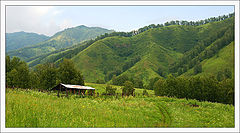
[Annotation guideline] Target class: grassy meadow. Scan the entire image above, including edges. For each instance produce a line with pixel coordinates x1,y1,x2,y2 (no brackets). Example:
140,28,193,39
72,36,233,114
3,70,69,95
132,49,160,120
6,83,234,128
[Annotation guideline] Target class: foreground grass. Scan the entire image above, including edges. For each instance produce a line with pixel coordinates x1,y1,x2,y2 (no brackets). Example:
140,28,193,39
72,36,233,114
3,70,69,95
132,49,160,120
6,86,234,128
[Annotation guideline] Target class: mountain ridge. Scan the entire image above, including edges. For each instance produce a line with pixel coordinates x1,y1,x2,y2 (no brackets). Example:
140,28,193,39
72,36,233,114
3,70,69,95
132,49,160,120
7,25,114,60
6,31,50,52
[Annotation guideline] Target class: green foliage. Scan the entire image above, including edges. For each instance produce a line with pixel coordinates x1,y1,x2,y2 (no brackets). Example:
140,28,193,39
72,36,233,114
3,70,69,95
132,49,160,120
122,81,135,96
6,56,29,88
170,16,234,75
105,85,117,95
153,75,234,104
35,63,57,90
6,56,85,90
193,62,202,74
142,89,149,96
147,77,161,90
69,15,234,84
58,58,84,85
58,59,76,84
154,78,166,96
96,79,105,84
112,75,129,86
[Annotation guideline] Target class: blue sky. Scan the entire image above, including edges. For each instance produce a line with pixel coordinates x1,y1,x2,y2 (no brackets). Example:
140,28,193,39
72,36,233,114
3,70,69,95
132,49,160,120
6,6,234,36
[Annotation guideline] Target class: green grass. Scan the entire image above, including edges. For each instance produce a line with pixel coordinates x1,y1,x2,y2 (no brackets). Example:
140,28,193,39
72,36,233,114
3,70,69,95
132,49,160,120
6,84,234,128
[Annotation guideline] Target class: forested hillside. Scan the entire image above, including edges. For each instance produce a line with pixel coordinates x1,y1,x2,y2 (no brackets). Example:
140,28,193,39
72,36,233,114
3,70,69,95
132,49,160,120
70,14,234,85
7,25,114,60
7,13,234,87
6,31,49,52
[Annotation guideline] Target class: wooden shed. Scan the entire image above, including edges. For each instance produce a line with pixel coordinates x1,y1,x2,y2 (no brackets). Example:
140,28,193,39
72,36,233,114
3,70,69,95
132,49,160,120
51,83,95,97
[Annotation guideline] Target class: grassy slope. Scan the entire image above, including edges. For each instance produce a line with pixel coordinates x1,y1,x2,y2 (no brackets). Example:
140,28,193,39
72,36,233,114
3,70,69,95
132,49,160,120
71,25,200,84
6,85,234,127
182,41,234,77
71,18,233,84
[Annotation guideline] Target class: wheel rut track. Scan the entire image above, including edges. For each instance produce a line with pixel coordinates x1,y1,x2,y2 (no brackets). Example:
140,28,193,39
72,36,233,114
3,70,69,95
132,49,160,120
155,103,172,127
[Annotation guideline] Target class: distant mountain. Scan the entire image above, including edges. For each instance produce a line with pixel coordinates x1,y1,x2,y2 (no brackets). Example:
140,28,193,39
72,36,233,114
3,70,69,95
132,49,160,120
7,25,114,60
6,31,49,52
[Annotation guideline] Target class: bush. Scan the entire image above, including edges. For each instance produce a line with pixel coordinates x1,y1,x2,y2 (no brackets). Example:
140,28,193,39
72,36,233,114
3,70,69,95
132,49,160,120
142,89,148,96
105,85,117,95
122,81,135,96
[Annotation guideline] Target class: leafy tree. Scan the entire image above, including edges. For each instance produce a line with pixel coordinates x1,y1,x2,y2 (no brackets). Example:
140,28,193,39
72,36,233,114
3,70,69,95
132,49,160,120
193,62,202,75
6,69,18,88
122,81,135,96
29,71,40,89
15,62,29,88
133,78,143,88
224,68,232,79
10,56,21,71
147,77,160,90
58,59,76,84
6,55,11,73
6,56,29,88
105,85,117,95
71,71,85,85
217,71,225,81
112,75,129,86
153,78,166,96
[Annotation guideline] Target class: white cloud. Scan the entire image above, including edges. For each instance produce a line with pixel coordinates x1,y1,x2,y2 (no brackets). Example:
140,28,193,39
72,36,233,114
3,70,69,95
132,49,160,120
34,6,53,16
6,6,64,36
60,19,73,30
52,10,62,16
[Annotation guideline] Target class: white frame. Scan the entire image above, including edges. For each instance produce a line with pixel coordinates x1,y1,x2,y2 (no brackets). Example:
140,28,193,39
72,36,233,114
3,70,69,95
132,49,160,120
1,1,239,133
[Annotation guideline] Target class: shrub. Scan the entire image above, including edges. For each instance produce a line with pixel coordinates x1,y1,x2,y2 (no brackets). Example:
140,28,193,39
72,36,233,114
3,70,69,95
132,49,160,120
105,85,117,95
122,81,135,96
142,89,148,96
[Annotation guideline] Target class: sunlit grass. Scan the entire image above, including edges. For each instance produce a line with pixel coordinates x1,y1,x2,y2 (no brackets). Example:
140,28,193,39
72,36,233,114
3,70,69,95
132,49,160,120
6,86,234,128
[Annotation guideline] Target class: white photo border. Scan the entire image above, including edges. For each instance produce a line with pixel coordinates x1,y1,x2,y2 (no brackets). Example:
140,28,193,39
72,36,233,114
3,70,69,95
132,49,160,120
1,1,239,133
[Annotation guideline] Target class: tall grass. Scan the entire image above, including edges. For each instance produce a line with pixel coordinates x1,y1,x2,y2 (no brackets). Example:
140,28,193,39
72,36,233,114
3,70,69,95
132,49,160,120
6,86,234,128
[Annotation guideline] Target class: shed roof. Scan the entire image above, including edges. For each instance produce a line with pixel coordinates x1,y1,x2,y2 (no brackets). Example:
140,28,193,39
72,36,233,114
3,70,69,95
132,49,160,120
60,83,95,90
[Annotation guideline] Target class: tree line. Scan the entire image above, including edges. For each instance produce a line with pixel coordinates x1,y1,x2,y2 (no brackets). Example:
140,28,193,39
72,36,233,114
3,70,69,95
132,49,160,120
6,56,84,90
153,75,234,105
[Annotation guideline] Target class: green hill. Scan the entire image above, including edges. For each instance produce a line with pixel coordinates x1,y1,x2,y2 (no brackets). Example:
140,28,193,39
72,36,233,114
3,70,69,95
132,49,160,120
6,31,49,52
71,25,201,84
70,17,234,84
16,14,234,86
7,25,114,60
181,41,234,77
